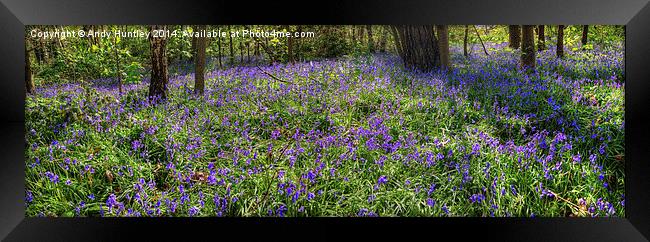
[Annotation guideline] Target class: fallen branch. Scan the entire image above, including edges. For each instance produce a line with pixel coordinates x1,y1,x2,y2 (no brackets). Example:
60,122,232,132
256,65,294,84
547,189,581,212
472,25,489,56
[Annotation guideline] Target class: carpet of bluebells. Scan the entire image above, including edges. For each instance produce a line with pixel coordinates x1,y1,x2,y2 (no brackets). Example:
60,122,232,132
25,42,625,217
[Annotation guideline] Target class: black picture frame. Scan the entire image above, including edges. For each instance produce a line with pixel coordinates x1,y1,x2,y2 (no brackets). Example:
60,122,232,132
1,0,649,241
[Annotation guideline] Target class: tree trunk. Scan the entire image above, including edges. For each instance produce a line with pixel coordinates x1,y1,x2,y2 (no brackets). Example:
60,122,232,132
32,27,45,64
581,25,589,45
286,25,294,63
436,25,450,71
25,37,35,94
263,36,274,64
366,25,374,52
56,25,65,49
246,27,251,63
239,34,244,64
537,25,545,51
148,25,169,101
217,26,222,68
521,25,536,69
228,25,234,66
463,25,469,58
389,26,403,58
508,25,521,49
38,27,48,63
296,25,302,61
191,27,197,62
557,25,565,58
113,26,122,94
378,26,388,52
393,25,440,71
194,25,206,95
359,26,365,43
247,41,251,63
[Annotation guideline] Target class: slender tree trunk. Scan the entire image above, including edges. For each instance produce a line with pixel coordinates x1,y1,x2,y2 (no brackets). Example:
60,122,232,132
95,26,102,48
359,26,365,44
148,25,169,101
521,25,536,69
56,25,65,49
247,28,251,64
25,36,35,94
537,25,545,51
239,33,244,64
557,25,565,58
390,26,403,58
263,36,269,62
393,25,440,71
32,27,44,64
113,26,122,94
508,25,521,49
179,25,185,62
194,25,206,95
285,25,294,63
216,26,222,69
82,26,89,45
463,25,469,57
38,27,48,63
296,25,303,61
366,25,374,52
581,25,589,45
47,31,59,60
436,25,450,70
228,25,234,66
191,28,197,62
378,26,388,52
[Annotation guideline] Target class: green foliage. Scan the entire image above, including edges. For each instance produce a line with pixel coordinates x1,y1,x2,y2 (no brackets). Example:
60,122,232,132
298,26,354,60
167,26,194,62
32,26,147,86
123,62,145,84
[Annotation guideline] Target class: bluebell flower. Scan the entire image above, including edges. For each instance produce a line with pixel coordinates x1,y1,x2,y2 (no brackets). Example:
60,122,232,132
426,198,435,207
427,183,436,196
357,208,369,216
367,194,375,203
572,154,581,163
377,175,388,185
188,206,199,217
271,129,281,140
469,194,485,203
276,204,287,217
471,143,481,155
442,205,449,214
44,171,59,184
25,190,33,204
